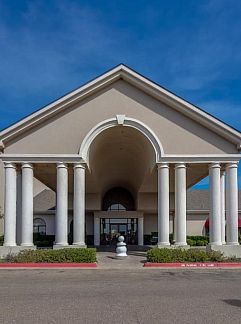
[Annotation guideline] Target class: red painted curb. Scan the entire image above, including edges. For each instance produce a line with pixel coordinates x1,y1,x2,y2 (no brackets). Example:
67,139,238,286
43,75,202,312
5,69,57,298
0,263,97,268
144,262,241,268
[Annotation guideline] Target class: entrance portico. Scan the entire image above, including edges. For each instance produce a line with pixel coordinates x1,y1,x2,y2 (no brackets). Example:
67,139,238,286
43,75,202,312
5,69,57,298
1,146,240,254
0,64,240,257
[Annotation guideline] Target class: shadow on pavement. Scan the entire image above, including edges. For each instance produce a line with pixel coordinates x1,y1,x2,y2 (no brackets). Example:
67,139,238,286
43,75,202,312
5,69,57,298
222,299,241,308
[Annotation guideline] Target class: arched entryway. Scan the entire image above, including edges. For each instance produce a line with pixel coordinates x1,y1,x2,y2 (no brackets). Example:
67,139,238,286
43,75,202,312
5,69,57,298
83,118,160,246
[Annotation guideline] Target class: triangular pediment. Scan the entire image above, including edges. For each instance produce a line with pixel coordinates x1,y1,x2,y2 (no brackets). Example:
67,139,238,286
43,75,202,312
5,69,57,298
0,64,241,149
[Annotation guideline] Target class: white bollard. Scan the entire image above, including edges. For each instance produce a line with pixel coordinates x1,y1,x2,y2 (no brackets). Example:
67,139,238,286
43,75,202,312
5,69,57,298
116,236,127,257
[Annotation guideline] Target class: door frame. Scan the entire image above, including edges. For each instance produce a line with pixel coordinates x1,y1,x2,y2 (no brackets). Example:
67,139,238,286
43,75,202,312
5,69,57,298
93,211,144,246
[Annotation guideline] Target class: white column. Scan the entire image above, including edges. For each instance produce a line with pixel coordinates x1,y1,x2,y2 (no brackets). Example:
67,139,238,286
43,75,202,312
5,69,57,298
226,162,239,245
3,163,17,247
220,170,226,245
16,170,22,245
21,163,34,246
55,163,68,246
73,163,86,246
157,163,170,246
209,163,222,245
138,217,144,246
174,163,187,246
94,216,100,246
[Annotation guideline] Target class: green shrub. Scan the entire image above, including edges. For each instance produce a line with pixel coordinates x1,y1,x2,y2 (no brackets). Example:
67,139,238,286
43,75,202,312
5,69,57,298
196,240,206,246
186,236,209,246
187,239,196,246
189,235,208,240
147,248,173,263
206,250,224,262
7,248,96,263
184,249,209,262
147,248,224,263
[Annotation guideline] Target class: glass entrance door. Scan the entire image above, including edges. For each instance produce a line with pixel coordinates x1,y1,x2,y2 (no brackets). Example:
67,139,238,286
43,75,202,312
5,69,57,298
100,218,138,245
110,224,119,245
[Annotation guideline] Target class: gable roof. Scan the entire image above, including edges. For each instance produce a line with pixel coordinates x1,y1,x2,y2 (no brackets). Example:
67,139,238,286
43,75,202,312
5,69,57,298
1,64,241,148
187,189,241,210
33,189,56,212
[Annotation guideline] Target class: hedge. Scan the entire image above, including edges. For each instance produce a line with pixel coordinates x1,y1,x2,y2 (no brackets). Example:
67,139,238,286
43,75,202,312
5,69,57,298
7,248,96,263
147,248,225,263
145,234,210,246
187,236,209,246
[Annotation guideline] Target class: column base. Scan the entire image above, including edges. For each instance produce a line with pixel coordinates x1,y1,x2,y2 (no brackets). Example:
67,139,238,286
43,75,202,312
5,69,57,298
72,243,87,248
207,244,241,258
3,243,17,247
226,242,239,246
157,242,170,247
208,242,222,247
53,244,87,249
53,244,69,249
20,243,35,247
174,242,189,248
0,245,36,259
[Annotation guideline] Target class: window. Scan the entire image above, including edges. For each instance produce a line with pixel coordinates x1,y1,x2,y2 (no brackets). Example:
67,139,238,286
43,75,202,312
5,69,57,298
33,218,46,235
102,187,135,211
107,203,126,211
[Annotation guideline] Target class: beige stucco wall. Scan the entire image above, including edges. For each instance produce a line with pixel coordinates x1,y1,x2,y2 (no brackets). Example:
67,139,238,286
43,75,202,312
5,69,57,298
138,193,175,212
144,214,157,234
186,213,207,236
5,80,238,155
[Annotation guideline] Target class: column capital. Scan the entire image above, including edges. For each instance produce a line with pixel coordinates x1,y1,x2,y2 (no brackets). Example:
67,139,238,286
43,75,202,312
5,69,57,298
4,162,16,169
174,162,186,169
157,162,169,169
73,163,85,170
209,162,221,169
226,162,238,169
21,162,33,169
56,162,68,169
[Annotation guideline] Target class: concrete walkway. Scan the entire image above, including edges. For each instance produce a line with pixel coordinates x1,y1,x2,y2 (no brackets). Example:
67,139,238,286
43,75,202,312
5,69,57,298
96,250,147,269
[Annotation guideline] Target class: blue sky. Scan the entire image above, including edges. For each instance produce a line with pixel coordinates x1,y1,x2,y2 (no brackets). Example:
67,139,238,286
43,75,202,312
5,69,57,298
0,0,240,188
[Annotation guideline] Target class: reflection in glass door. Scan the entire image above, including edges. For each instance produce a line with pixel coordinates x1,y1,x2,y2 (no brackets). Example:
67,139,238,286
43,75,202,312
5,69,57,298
100,218,138,245
110,224,119,245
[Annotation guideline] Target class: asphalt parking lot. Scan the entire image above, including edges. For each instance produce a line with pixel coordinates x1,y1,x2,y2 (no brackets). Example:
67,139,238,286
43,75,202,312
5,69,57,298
0,269,241,324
